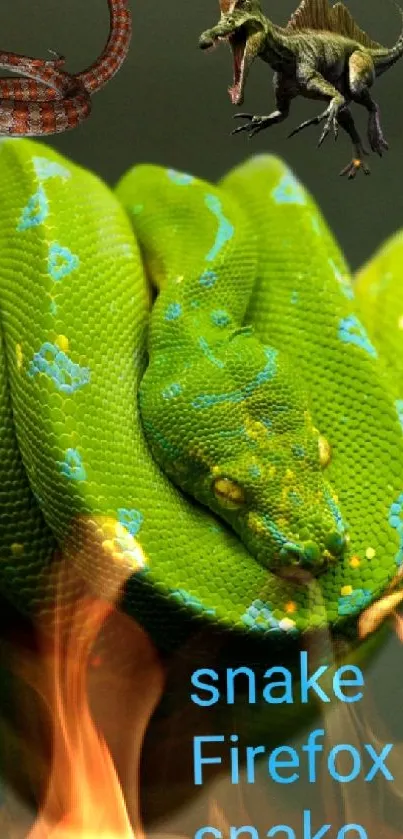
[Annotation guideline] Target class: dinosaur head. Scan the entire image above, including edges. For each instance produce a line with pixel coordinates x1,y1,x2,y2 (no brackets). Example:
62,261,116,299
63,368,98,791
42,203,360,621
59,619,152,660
199,0,267,105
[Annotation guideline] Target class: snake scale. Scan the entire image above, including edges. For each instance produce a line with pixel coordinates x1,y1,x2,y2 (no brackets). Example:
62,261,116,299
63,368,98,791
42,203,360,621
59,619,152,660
0,138,403,657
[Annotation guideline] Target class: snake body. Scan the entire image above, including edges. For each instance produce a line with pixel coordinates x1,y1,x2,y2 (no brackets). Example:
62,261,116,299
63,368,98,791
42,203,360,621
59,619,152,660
0,0,131,136
1,138,403,650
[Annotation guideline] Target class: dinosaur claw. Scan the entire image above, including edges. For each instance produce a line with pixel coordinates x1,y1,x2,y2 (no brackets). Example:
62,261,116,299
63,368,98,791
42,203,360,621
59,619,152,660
231,114,273,137
368,110,389,157
231,113,259,136
339,158,371,179
288,115,319,139
318,126,329,147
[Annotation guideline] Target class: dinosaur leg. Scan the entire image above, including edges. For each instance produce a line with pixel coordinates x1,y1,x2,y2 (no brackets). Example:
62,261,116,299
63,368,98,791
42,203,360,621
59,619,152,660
348,51,388,157
337,107,371,179
289,71,345,146
232,75,295,137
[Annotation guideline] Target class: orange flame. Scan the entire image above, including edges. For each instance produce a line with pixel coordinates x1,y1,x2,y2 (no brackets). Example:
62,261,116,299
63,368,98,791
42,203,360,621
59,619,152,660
11,551,165,839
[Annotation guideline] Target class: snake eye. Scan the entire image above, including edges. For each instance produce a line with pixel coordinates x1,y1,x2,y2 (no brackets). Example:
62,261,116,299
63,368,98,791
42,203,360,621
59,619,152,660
212,477,245,508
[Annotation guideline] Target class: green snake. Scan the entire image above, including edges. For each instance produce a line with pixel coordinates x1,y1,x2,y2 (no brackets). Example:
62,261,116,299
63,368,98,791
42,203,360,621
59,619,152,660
1,137,403,654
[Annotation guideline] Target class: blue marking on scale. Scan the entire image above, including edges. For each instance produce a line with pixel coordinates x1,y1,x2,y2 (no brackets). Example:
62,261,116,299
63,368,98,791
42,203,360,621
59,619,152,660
338,315,377,358
211,309,231,327
58,448,86,481
165,302,182,321
167,169,194,186
171,588,216,616
262,515,289,548
329,258,355,300
27,342,90,393
338,589,373,617
32,156,71,181
198,337,224,368
389,493,403,566
396,400,403,432
204,193,234,261
117,508,144,537
48,242,79,281
248,464,261,479
162,383,183,399
241,599,279,632
199,270,218,288
17,186,49,231
192,347,277,409
272,173,306,206
324,487,345,533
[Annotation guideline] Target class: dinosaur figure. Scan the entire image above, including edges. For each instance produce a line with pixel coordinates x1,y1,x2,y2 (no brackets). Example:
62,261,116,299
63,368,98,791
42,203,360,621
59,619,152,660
199,0,403,178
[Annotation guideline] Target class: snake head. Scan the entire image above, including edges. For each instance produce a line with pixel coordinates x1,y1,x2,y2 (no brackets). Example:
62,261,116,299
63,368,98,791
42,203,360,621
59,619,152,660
140,327,348,578
199,0,267,105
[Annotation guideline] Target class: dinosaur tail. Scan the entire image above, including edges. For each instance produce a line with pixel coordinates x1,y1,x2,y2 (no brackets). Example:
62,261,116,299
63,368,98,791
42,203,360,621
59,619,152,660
372,0,403,77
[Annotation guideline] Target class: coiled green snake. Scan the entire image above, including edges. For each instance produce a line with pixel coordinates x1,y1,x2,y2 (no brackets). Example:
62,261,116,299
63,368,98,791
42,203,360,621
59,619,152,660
1,137,403,655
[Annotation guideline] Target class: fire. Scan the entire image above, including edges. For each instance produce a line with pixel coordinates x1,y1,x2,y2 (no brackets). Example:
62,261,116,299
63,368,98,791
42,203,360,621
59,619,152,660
11,548,165,839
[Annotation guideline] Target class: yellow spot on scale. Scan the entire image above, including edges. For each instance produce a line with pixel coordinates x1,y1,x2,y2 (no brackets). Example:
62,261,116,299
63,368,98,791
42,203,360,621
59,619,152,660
366,547,376,560
341,585,353,596
245,419,268,443
318,435,332,468
285,469,295,483
16,343,23,370
268,466,277,480
102,539,115,554
100,518,147,571
71,515,149,604
56,335,69,352
279,617,296,632
247,512,266,536
398,315,403,330
281,487,290,505
175,275,184,284
11,543,24,556
285,601,297,614
349,556,361,569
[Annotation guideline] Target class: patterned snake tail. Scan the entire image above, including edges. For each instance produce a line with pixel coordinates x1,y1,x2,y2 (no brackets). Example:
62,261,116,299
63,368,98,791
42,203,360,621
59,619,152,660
0,0,131,136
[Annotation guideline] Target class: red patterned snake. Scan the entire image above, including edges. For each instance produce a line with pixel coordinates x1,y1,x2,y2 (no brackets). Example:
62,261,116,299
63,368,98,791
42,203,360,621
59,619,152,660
0,0,131,135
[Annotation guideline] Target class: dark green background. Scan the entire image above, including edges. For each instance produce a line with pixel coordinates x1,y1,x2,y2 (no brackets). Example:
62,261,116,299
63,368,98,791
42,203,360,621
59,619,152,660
1,0,402,270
